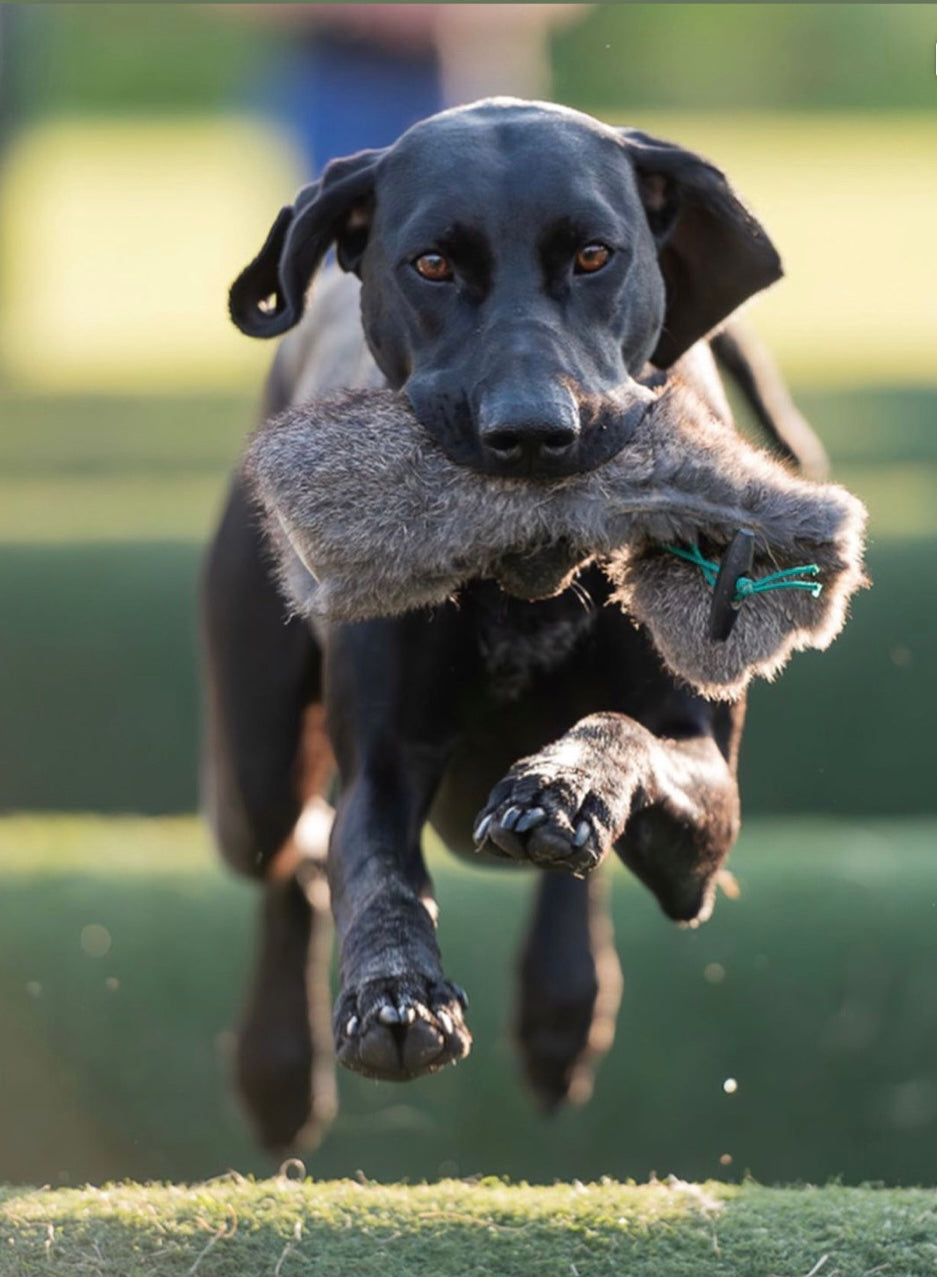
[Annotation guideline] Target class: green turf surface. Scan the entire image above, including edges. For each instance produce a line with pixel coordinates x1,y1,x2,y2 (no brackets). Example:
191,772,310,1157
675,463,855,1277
2,1177,936,1276
0,392,250,542
2,816,937,1190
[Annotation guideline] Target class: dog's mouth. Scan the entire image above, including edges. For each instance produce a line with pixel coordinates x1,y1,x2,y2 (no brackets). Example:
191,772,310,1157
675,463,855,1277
491,540,590,601
405,378,659,480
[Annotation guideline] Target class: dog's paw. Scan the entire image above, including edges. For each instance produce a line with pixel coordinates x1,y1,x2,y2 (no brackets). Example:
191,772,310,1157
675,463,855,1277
473,763,621,876
334,976,471,1081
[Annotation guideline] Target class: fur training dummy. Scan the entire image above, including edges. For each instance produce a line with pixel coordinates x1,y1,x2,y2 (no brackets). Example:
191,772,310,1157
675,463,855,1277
245,381,867,700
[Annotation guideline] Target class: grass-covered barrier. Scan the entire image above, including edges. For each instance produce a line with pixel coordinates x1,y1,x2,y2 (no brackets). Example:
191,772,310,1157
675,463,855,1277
2,816,937,1190
3,1176,937,1276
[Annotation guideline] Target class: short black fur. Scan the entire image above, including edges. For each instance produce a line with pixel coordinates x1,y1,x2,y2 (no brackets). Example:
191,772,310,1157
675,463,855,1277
204,98,810,1151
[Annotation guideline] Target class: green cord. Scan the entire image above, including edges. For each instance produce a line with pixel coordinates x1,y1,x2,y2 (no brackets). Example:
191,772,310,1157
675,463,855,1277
664,542,823,603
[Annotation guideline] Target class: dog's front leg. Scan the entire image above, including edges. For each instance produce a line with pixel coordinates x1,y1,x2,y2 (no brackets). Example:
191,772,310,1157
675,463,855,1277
475,710,740,923
324,612,476,1081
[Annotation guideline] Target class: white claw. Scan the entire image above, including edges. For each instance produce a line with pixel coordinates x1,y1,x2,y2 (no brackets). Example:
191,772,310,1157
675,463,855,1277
377,1004,401,1026
500,805,523,831
345,1015,359,1037
399,1004,416,1025
437,1009,454,1036
573,820,591,848
472,813,493,845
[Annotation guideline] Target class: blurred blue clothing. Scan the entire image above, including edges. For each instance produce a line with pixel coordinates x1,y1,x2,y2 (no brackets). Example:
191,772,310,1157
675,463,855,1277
264,31,442,174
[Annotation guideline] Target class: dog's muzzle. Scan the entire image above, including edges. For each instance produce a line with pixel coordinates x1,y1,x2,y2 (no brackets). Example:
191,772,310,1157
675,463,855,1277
476,383,580,477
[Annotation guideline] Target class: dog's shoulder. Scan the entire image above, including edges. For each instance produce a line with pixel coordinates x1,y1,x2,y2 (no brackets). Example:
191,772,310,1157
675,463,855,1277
264,267,384,414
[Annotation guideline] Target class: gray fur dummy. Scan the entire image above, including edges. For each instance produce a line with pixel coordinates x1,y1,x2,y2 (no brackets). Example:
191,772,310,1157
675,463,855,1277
246,382,867,700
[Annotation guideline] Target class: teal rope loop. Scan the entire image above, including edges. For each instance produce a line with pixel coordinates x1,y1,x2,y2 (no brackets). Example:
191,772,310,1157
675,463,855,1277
664,542,823,603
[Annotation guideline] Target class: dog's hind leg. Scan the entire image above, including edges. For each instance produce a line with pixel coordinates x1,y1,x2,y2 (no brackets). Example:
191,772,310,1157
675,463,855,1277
201,475,336,1151
230,705,339,1154
516,872,622,1112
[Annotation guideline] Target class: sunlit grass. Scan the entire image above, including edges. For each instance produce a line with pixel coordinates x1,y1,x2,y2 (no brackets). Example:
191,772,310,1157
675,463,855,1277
2,1177,937,1276
836,463,937,541
0,117,303,393
0,393,251,475
0,112,934,393
602,112,937,388
0,474,230,542
0,814,208,875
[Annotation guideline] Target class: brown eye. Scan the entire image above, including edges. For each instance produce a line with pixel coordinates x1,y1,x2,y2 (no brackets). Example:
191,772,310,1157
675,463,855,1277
413,252,453,282
574,243,611,274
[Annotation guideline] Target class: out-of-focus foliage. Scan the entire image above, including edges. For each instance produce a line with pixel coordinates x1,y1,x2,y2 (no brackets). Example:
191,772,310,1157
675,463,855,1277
4,4,279,120
6,4,933,123
553,3,935,113
0,118,301,392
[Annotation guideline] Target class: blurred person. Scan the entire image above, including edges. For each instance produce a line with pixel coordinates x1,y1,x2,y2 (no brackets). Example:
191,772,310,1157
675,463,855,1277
231,4,587,173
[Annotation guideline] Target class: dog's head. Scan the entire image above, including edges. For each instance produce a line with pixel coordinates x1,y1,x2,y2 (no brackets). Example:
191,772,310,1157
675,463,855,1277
231,99,780,478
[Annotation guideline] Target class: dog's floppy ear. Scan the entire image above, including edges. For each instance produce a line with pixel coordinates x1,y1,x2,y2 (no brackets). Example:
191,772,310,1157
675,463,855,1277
620,129,782,367
229,148,386,339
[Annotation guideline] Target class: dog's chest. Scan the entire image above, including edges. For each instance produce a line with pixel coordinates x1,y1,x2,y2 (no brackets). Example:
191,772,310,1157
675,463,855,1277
470,579,601,702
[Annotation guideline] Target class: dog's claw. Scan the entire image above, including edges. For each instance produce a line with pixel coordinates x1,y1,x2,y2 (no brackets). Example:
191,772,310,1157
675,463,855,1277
478,760,615,875
516,806,547,833
573,819,591,848
500,805,523,831
335,977,472,1081
472,813,493,845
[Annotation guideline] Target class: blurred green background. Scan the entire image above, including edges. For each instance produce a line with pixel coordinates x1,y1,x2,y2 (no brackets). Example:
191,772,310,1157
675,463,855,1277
0,3,935,1188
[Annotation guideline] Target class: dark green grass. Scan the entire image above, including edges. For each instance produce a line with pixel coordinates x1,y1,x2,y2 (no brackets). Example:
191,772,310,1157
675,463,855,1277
2,816,937,1190
3,1177,937,1276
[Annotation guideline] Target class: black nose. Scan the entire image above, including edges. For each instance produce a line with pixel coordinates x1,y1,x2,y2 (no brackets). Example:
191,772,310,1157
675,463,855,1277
478,391,580,474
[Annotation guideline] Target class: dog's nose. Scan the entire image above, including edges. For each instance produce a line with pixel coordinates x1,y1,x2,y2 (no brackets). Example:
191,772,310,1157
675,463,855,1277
478,391,580,473
481,418,578,464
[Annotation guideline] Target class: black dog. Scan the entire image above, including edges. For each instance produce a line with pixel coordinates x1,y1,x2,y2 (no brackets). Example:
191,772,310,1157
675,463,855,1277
202,99,819,1151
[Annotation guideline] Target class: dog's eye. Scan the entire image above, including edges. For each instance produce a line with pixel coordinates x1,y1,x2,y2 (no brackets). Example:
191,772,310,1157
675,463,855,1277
413,253,454,282
574,243,612,274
